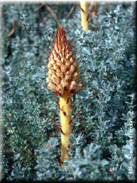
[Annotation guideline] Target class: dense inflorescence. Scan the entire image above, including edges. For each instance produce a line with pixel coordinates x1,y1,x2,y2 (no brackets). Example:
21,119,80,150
46,26,83,97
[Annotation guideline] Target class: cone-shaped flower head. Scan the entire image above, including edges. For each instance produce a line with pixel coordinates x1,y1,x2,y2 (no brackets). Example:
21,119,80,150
47,26,83,97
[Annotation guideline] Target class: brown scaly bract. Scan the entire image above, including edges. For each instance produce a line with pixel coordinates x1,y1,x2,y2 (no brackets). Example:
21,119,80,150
46,26,83,97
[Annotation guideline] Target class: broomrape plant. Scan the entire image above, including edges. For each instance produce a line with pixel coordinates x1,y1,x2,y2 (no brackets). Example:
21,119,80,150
46,26,83,170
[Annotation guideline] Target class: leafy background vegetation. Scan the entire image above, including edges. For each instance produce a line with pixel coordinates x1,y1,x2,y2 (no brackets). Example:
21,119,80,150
1,2,136,181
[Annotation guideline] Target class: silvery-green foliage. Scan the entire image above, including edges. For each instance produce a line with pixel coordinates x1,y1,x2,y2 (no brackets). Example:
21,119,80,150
2,4,59,180
2,2,136,181
35,137,67,181
65,139,112,180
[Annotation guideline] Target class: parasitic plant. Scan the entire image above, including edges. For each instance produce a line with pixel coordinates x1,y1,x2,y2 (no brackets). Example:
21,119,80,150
46,26,83,170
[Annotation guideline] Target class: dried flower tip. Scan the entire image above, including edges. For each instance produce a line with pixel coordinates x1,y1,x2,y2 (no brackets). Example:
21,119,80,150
70,57,73,63
73,61,78,67
47,62,52,69
72,72,79,80
46,77,49,83
70,65,75,73
75,84,83,93
66,60,71,67
61,57,64,62
48,83,56,91
61,65,67,73
57,85,64,96
65,71,72,80
61,79,69,88
53,64,59,70
52,75,60,84
56,69,63,79
69,81,77,91
50,59,55,65
47,70,53,77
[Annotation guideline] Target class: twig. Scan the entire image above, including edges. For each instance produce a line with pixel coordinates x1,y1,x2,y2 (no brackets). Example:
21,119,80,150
45,5,60,27
37,3,45,11
65,4,75,19
1,16,15,39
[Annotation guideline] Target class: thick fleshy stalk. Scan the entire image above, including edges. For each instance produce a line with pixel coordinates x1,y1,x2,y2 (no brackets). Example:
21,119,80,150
59,92,72,169
80,1,89,32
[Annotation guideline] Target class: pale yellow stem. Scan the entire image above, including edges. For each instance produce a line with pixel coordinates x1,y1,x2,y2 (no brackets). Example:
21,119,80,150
80,1,89,32
91,1,97,17
59,91,72,170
